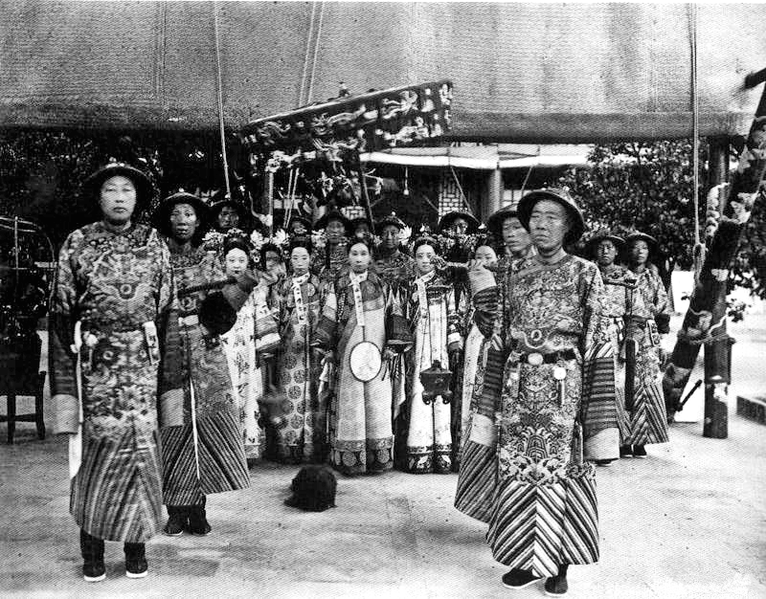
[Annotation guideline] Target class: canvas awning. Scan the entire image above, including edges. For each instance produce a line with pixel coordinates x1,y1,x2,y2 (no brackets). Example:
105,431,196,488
1,2,765,142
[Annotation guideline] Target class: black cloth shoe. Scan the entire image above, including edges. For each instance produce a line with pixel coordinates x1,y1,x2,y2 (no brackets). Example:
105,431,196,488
594,459,614,466
163,505,188,536
187,499,212,536
501,568,542,590
124,542,148,579
80,530,106,583
633,444,647,458
545,564,569,596
619,445,632,458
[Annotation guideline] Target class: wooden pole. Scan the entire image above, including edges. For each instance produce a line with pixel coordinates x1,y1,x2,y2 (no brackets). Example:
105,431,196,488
663,72,766,421
702,137,730,439
355,154,375,227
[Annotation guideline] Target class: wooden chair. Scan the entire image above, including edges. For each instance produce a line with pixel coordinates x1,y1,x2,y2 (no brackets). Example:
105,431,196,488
0,347,46,443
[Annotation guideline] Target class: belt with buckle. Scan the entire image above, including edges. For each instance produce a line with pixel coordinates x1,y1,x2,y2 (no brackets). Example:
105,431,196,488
517,349,577,366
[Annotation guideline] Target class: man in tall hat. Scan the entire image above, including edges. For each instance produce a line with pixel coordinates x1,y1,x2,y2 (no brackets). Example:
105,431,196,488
373,212,415,294
51,160,182,581
152,189,252,540
621,231,670,458
462,189,614,596
210,197,251,235
582,231,634,465
311,209,352,285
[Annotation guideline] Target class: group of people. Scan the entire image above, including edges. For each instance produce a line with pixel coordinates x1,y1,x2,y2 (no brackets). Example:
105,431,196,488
50,159,670,595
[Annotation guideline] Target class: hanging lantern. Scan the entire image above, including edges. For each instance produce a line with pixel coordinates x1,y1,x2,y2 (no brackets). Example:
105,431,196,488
419,360,453,405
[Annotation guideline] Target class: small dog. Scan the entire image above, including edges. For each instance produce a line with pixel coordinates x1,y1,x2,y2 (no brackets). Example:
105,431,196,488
284,465,337,512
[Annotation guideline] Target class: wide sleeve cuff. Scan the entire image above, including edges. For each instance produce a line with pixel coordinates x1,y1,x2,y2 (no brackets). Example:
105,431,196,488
53,394,80,435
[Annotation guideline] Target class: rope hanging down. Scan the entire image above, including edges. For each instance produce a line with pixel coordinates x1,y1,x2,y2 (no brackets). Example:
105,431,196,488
689,3,705,284
213,2,231,199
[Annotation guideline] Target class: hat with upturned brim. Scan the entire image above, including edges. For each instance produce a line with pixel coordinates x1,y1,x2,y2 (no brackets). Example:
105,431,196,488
83,159,154,215
376,212,406,234
584,231,625,257
624,231,659,251
487,205,522,235
210,198,249,223
517,188,586,244
313,209,351,235
151,190,211,239
437,211,480,234
288,215,312,232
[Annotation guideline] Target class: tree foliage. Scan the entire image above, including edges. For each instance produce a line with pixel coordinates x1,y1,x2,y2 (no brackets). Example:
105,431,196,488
558,140,707,272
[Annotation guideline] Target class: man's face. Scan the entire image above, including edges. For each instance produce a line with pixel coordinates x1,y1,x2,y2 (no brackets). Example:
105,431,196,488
596,240,618,267
629,240,650,266
99,176,137,225
170,203,199,242
528,199,570,252
291,221,308,236
381,225,400,250
264,250,281,274
451,217,469,237
501,216,531,256
326,219,346,243
217,205,240,230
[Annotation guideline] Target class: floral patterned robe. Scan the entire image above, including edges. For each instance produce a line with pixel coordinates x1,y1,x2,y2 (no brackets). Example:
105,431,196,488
275,272,325,463
50,221,181,542
483,254,614,578
220,286,275,461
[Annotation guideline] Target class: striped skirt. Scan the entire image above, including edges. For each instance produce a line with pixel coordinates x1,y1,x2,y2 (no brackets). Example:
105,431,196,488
72,425,163,543
161,410,250,506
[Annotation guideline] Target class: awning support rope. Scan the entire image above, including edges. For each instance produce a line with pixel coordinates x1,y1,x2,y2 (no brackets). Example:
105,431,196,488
213,2,231,199
690,3,705,284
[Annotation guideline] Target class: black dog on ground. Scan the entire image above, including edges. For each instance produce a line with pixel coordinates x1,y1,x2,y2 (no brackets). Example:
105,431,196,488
284,465,337,512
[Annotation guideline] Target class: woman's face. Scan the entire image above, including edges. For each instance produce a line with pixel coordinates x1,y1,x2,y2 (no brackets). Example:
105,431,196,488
326,219,346,244
381,225,400,250
501,216,531,256
629,240,650,266
169,203,199,242
224,247,249,277
290,247,310,275
596,240,618,267
473,245,498,267
99,175,137,225
415,244,436,275
348,242,371,273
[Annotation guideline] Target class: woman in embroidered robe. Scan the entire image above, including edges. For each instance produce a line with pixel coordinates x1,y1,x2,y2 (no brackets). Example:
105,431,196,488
219,235,272,464
152,191,250,538
621,232,671,457
274,238,325,463
50,162,181,581
481,189,614,596
315,238,405,475
403,237,463,473
453,242,497,468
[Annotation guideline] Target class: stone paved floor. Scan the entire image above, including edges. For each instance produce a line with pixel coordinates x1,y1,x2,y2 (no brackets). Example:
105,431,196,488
0,317,764,599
